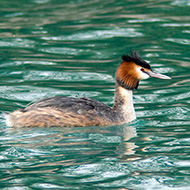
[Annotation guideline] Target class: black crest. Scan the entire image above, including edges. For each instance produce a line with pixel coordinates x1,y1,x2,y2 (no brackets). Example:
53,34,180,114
122,51,151,70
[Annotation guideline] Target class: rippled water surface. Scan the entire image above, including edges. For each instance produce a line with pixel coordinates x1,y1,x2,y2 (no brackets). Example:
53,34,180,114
1,0,190,189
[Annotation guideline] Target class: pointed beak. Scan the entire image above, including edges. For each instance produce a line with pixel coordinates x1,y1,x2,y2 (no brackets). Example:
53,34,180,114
147,71,171,79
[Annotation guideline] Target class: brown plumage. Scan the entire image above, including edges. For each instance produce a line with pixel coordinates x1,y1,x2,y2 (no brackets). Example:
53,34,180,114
7,97,117,127
8,108,109,127
116,61,139,90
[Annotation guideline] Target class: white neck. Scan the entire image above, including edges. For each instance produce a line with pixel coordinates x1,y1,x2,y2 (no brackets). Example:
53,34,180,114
113,83,136,123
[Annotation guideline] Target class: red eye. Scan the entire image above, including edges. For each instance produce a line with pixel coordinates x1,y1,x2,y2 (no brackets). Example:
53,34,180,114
141,68,144,72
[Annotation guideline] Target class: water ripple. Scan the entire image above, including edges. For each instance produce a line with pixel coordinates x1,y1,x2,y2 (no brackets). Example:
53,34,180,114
128,18,167,23
40,47,87,55
171,0,190,6
23,71,113,81
165,38,190,45
0,38,36,48
41,28,143,41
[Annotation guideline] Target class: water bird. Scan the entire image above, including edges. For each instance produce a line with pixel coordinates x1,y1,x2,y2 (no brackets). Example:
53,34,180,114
6,51,171,127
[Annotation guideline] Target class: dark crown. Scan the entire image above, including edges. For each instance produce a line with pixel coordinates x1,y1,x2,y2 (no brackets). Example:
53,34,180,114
122,51,151,70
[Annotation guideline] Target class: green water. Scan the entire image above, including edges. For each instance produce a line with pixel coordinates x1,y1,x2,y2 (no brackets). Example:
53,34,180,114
0,0,190,189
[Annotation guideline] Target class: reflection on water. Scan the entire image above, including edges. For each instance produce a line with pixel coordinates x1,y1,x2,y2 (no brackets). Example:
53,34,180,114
1,124,138,182
2,120,190,189
0,0,190,189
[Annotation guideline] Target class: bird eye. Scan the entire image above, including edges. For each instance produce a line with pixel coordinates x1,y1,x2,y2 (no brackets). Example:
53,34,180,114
140,68,145,72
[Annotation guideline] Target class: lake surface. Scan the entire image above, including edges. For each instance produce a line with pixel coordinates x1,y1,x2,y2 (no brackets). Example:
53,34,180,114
0,0,190,189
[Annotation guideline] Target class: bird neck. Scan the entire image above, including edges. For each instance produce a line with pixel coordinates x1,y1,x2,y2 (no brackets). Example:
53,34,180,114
113,82,136,123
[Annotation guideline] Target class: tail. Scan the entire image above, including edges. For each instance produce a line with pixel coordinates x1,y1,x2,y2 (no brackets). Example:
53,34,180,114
5,110,24,127
5,113,14,127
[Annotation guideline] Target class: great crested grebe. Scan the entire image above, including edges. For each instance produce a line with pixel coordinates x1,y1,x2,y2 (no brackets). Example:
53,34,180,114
6,51,171,127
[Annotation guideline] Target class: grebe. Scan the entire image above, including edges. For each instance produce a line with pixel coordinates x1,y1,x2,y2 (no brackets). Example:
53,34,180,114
6,51,171,127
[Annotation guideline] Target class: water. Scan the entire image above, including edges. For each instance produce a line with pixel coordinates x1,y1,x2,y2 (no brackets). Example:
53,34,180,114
0,0,190,189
